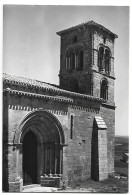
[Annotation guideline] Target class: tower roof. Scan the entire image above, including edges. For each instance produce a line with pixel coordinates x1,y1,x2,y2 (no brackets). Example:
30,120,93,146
56,20,118,38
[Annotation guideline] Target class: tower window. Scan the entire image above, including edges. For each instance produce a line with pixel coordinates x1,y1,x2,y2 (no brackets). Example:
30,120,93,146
70,115,74,139
98,47,104,71
100,79,108,100
71,53,76,70
98,46,111,74
105,49,110,73
76,51,84,71
80,51,84,70
103,37,106,44
73,36,77,43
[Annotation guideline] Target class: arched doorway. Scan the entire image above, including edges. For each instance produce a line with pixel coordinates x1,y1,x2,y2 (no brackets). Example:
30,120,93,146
15,110,65,186
23,131,37,185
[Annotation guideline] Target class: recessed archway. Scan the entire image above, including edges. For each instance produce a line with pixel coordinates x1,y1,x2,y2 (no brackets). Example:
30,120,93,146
14,110,65,186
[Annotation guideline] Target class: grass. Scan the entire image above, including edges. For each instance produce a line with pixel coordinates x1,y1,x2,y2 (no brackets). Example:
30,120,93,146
114,136,129,177
68,176,128,193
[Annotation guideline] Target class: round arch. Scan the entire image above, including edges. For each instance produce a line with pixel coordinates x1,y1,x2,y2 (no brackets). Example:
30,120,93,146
14,109,65,185
13,109,65,145
100,78,109,86
65,41,86,53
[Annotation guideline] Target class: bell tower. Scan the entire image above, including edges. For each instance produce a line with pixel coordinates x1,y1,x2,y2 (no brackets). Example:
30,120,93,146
57,21,118,104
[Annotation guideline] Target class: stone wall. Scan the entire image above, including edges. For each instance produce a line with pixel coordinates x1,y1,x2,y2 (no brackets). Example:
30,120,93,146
64,106,96,184
59,27,92,94
93,72,115,104
100,105,115,174
93,30,115,77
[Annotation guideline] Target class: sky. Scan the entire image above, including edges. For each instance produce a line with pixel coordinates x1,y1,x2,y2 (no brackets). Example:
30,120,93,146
3,5,129,136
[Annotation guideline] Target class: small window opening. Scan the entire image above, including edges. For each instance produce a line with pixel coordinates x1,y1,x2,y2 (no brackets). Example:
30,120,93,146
100,80,108,100
103,37,106,44
98,47,104,71
73,36,77,43
70,115,73,139
105,49,110,73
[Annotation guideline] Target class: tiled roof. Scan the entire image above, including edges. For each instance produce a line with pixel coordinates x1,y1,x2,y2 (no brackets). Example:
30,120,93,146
3,73,105,102
94,116,107,129
4,88,73,103
56,20,118,38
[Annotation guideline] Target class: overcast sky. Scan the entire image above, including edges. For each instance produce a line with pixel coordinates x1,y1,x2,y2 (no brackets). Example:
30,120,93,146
3,5,129,136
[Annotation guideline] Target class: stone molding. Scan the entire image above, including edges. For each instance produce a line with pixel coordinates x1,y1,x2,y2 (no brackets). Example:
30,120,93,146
68,105,99,113
3,73,106,103
4,88,73,103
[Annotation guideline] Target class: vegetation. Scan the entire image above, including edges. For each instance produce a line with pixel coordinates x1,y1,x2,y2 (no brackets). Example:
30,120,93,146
115,136,128,177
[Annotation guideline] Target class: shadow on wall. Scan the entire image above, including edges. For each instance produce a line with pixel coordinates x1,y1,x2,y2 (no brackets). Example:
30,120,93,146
3,93,9,192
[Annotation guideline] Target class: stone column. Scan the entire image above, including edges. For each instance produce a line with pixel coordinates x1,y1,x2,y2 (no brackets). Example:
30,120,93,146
41,144,45,175
49,145,52,175
8,144,23,192
54,145,57,176
59,147,62,175
44,145,47,174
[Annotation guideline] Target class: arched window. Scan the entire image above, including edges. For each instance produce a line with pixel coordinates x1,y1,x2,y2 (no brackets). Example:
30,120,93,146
65,51,72,70
100,79,108,100
98,47,104,71
98,46,111,74
76,51,84,71
105,49,110,73
65,43,85,72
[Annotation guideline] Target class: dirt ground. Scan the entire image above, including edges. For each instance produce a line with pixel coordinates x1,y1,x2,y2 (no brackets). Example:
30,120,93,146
23,176,128,193
59,176,128,193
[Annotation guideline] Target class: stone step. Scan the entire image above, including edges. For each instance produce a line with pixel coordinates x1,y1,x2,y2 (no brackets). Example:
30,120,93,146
23,184,40,190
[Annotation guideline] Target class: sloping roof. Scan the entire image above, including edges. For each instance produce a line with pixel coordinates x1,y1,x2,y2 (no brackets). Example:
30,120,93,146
56,20,118,38
94,116,107,129
3,73,105,102
4,88,73,103
124,153,129,157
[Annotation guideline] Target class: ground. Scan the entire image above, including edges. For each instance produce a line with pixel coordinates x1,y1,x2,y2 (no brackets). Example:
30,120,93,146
114,136,128,177
23,136,128,193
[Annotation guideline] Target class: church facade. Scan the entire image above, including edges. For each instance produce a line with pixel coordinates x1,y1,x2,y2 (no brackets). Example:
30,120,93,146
3,21,118,192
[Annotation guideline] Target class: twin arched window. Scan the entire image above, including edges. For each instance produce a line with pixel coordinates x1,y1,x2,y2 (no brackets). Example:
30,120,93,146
98,46,111,74
65,50,84,71
100,79,108,100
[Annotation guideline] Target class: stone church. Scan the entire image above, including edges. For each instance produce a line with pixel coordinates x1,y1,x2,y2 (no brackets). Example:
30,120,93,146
3,20,118,192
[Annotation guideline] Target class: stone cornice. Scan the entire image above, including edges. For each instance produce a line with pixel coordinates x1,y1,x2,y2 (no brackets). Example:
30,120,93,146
3,73,105,103
8,105,68,115
3,88,73,103
56,20,118,39
68,105,99,113
92,70,116,80
102,102,116,110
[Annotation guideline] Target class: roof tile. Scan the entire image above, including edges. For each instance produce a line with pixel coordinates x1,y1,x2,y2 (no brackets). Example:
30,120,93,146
3,73,105,102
